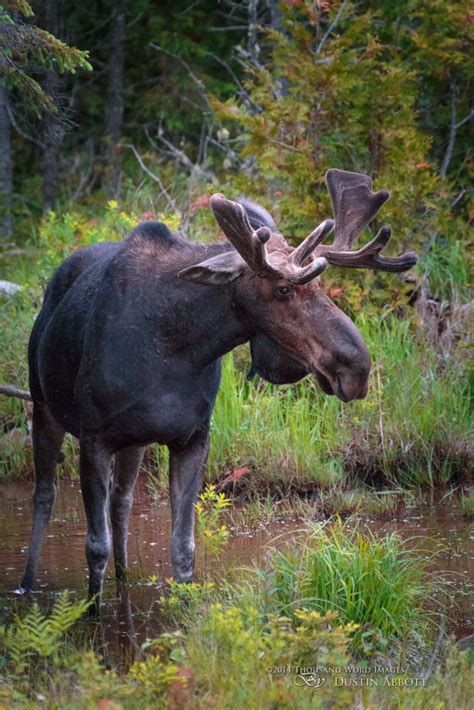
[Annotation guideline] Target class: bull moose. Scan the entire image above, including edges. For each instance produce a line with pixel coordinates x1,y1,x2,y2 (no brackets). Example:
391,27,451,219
20,169,417,612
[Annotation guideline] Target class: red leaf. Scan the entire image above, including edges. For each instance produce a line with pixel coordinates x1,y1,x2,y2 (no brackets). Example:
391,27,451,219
190,195,210,214
217,466,251,489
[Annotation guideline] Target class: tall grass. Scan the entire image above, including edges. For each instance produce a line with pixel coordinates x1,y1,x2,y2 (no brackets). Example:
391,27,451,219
242,519,432,652
209,354,345,486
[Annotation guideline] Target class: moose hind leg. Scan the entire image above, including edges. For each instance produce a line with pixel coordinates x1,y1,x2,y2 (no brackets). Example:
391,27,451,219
21,401,65,591
168,427,210,583
110,445,144,580
79,436,113,613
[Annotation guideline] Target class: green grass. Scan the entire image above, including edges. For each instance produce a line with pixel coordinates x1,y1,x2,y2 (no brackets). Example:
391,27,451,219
205,313,471,488
460,490,474,519
238,518,433,653
317,487,406,517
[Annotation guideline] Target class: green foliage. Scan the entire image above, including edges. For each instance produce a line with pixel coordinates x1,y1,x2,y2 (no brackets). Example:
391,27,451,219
0,574,471,708
0,591,90,675
185,603,356,708
460,490,474,519
158,580,216,620
245,518,432,653
212,2,438,236
0,2,91,118
210,351,345,486
210,0,472,313
317,487,402,517
0,287,34,478
195,484,231,557
37,201,181,278
421,238,471,302
127,652,183,702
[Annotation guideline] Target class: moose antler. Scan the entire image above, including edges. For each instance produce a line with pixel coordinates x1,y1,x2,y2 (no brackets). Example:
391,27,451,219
309,169,418,273
210,172,417,284
210,194,279,277
210,194,329,283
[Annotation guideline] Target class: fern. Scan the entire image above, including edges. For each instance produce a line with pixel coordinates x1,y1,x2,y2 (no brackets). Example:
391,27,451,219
0,591,90,674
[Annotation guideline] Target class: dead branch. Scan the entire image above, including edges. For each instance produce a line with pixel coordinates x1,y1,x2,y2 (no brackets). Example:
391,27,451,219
205,50,259,112
150,130,211,181
149,43,211,109
440,82,473,179
122,143,178,212
316,0,348,54
0,384,32,401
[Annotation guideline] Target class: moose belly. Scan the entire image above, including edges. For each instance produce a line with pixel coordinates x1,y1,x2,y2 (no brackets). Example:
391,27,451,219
74,359,222,451
77,390,214,451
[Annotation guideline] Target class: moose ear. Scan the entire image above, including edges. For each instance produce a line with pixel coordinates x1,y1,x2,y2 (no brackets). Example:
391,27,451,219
178,250,247,285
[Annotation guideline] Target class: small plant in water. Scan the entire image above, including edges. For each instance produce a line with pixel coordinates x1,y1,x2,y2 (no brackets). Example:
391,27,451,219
246,518,433,653
195,484,231,557
159,579,216,619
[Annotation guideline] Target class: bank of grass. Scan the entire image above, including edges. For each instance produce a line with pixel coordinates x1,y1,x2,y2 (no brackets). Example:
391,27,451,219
0,521,471,709
227,488,406,530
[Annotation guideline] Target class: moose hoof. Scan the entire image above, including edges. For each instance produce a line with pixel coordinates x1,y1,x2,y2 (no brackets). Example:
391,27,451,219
175,572,193,585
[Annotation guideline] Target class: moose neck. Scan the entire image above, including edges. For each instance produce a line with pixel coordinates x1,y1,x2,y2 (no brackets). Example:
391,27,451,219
172,280,250,369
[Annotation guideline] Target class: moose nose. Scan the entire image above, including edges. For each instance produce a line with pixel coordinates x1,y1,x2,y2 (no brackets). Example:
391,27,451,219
336,370,370,402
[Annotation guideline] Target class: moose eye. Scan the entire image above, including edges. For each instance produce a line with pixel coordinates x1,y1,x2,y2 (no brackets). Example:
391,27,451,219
275,284,293,300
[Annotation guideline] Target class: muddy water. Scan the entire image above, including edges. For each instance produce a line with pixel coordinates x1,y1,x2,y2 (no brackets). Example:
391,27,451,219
0,477,472,659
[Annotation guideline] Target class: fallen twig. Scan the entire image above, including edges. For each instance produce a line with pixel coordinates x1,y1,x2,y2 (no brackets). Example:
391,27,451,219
0,384,32,401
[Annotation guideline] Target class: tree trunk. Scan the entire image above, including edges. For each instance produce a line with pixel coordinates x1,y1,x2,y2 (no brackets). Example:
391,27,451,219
105,0,125,199
42,0,64,210
0,80,13,240
248,0,259,66
268,0,282,32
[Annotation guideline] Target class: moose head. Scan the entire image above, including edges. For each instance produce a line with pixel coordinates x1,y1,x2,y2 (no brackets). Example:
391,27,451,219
180,169,418,402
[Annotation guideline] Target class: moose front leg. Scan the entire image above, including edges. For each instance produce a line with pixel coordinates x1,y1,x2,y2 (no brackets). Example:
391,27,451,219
79,436,113,614
168,427,210,583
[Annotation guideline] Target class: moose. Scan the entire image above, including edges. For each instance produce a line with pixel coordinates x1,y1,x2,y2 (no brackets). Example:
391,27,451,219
20,169,417,612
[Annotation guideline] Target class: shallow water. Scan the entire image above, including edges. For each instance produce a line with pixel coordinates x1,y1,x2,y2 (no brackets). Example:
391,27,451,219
0,477,472,661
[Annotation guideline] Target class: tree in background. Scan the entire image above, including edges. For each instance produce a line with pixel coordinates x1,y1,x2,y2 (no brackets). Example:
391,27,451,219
104,0,125,199
0,0,91,238
1,0,471,266
210,0,472,308
40,0,65,209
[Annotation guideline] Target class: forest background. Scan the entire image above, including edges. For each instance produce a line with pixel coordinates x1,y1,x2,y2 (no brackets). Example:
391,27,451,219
0,0,472,488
